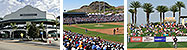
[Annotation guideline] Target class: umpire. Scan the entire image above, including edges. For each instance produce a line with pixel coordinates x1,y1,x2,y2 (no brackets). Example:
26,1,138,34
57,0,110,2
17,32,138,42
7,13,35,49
173,36,178,49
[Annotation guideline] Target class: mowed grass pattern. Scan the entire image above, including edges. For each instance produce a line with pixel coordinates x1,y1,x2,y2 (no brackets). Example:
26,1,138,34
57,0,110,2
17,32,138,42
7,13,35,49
78,24,123,29
63,25,124,43
128,42,187,48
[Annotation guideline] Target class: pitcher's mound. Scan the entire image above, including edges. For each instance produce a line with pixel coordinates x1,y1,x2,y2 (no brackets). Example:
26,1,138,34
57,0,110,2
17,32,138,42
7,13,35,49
94,25,104,27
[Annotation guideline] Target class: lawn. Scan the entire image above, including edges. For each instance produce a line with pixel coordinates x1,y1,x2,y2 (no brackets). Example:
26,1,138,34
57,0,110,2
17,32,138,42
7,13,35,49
128,42,187,48
63,25,124,43
77,24,123,29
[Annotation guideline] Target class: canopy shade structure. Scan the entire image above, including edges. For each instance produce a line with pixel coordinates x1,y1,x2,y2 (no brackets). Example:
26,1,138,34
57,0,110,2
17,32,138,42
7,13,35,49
164,17,176,22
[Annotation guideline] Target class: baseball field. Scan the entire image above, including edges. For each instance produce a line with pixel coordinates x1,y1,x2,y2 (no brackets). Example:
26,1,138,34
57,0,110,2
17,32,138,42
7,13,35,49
128,42,187,50
63,22,124,43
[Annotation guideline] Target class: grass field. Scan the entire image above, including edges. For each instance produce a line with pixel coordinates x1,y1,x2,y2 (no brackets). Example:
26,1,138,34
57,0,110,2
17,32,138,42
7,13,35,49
63,23,124,43
77,24,123,29
128,42,187,48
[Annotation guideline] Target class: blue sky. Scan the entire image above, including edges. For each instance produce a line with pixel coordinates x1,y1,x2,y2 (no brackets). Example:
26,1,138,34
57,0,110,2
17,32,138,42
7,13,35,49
0,0,60,17
63,0,124,11
127,0,187,25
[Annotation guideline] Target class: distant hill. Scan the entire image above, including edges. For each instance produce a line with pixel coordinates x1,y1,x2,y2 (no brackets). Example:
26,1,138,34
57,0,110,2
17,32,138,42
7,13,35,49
115,6,124,9
67,1,117,12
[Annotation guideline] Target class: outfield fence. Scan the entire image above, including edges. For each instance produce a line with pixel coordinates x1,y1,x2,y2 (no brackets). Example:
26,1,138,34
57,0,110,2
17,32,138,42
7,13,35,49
128,36,187,42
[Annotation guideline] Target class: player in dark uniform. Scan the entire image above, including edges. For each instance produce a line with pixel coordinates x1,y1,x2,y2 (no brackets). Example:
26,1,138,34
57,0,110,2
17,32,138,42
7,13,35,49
173,36,178,49
85,29,88,33
113,29,116,35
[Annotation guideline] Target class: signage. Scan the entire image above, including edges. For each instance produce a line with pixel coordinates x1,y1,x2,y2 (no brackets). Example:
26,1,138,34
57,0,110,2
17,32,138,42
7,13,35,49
166,37,174,42
166,36,187,42
154,37,166,42
143,37,154,42
130,37,142,42
176,36,187,42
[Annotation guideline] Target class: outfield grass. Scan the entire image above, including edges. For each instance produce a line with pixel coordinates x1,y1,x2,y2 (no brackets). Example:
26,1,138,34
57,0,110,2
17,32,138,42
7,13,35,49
128,42,187,48
63,25,124,43
77,24,123,29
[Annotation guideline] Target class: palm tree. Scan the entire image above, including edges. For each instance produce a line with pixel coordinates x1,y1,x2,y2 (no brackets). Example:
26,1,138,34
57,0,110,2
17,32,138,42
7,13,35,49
156,6,164,22
28,23,40,39
170,5,179,17
162,6,169,23
26,22,31,39
130,1,141,24
128,9,135,24
52,18,59,40
176,1,185,24
39,22,45,40
142,3,154,24
10,23,18,38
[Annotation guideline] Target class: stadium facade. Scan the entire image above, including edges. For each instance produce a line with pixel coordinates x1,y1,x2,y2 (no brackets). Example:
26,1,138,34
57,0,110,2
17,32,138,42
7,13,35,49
0,5,60,38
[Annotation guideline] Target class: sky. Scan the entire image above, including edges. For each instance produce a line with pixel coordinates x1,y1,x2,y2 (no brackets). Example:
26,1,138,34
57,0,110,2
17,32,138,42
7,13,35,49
0,0,60,18
63,0,124,11
127,0,187,25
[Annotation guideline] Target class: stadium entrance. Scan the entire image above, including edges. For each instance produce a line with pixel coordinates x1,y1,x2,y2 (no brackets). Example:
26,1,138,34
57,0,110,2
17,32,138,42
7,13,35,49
0,5,60,40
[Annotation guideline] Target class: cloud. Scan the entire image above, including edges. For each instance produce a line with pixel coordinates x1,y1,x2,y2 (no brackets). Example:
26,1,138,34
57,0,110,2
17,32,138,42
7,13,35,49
0,0,60,18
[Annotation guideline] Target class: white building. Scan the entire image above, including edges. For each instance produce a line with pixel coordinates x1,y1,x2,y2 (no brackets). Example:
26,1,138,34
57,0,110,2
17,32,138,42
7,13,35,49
0,5,59,39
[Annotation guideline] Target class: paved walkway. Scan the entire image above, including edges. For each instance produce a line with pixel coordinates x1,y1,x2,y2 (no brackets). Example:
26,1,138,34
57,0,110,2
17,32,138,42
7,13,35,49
0,40,60,50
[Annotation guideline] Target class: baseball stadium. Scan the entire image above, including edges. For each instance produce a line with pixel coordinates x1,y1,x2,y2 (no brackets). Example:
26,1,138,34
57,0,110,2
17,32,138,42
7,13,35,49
63,0,124,50
128,0,187,50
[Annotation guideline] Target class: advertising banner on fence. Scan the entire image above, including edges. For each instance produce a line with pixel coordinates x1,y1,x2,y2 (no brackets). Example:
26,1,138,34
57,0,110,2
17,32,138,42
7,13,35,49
154,37,166,42
177,36,187,42
166,37,174,42
130,37,142,42
166,36,187,42
143,37,154,42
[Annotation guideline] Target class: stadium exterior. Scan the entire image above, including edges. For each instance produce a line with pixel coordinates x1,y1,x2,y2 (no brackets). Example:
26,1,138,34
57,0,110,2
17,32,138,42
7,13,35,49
0,5,60,39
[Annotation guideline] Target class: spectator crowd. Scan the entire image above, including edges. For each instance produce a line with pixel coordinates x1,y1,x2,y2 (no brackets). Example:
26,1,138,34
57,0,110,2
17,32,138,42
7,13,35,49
63,15,124,24
128,22,187,37
63,30,124,50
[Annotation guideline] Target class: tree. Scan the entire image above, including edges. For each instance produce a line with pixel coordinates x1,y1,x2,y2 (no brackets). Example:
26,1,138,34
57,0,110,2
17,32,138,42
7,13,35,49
128,9,135,24
10,23,17,38
176,1,185,24
25,22,31,39
28,23,40,39
39,22,45,40
142,3,154,24
52,18,60,40
156,6,164,22
105,8,110,11
170,5,179,17
162,6,169,23
110,7,116,12
130,1,141,24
